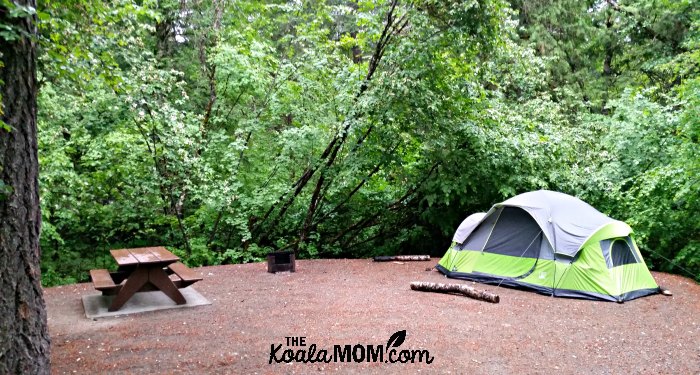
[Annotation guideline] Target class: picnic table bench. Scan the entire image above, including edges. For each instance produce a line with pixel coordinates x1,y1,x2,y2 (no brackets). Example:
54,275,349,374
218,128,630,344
89,246,202,312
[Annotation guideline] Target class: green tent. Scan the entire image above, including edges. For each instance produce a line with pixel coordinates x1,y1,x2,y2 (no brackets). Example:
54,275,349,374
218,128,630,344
437,190,660,302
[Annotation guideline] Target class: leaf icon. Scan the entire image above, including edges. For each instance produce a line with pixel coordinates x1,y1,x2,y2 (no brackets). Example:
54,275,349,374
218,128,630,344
387,330,406,348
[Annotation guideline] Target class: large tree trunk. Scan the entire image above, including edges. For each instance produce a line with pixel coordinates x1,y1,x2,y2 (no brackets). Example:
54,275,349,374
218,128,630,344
0,1,52,373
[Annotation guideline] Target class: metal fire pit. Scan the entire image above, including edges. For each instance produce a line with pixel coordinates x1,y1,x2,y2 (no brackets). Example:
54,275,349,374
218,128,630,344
267,251,296,273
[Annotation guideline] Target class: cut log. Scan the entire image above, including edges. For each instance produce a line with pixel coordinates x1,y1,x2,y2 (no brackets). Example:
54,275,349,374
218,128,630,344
373,255,431,262
410,281,500,303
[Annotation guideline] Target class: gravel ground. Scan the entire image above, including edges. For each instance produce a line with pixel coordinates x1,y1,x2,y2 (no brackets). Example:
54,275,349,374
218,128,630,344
46,259,700,374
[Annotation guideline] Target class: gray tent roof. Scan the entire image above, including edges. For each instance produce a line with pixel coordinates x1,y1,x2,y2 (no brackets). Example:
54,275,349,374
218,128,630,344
499,190,621,257
457,190,625,257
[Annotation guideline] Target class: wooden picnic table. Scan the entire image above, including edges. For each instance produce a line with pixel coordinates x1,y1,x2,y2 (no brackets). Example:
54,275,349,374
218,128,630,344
90,247,201,312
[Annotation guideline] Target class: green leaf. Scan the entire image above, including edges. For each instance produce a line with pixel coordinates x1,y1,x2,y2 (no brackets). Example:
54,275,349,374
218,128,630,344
8,4,36,18
0,180,12,200
37,11,50,21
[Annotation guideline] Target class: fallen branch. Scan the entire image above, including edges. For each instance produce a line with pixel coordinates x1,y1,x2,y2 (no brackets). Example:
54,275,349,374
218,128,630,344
410,281,500,303
373,255,431,262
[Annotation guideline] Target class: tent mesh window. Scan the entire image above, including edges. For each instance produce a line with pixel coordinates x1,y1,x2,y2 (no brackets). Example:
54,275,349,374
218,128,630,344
601,237,639,268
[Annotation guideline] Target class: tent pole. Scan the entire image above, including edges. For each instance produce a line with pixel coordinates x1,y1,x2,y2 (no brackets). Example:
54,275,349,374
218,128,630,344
480,208,503,252
552,253,556,297
550,217,556,297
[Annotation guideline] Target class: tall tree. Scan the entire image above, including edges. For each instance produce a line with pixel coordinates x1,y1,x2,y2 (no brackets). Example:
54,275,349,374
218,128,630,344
0,0,51,373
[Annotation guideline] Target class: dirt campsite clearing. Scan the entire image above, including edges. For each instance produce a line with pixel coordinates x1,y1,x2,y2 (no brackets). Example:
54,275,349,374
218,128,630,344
46,259,700,374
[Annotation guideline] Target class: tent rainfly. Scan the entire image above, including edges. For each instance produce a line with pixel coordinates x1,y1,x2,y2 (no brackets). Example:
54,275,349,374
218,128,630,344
437,190,660,302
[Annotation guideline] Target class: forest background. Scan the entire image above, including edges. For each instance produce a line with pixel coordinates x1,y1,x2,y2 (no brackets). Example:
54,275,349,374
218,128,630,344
4,0,696,285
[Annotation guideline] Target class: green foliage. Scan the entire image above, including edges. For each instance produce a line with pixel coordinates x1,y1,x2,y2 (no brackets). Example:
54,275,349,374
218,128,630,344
0,0,37,41
0,179,11,200
556,82,699,281
35,0,699,286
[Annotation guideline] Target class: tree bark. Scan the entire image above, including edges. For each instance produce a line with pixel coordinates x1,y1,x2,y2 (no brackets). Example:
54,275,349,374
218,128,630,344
0,1,52,373
155,19,174,57
410,282,500,303
374,255,431,262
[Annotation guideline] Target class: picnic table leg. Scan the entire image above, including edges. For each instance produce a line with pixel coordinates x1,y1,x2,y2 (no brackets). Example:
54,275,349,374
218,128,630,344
108,266,148,312
148,267,186,305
